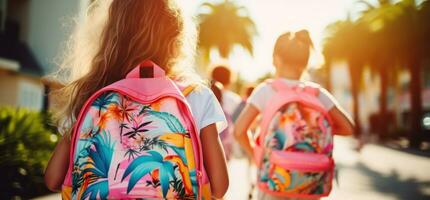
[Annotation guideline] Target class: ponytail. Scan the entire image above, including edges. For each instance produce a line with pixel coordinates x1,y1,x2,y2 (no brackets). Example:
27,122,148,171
295,29,314,49
273,29,313,67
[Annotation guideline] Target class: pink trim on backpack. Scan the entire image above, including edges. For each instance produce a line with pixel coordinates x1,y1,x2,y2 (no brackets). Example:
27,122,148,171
270,151,334,171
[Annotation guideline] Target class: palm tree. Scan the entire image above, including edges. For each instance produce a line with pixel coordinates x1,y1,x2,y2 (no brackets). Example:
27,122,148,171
323,19,368,135
420,1,430,55
357,0,400,138
362,0,428,146
357,0,427,144
322,56,333,92
198,0,257,62
391,0,426,146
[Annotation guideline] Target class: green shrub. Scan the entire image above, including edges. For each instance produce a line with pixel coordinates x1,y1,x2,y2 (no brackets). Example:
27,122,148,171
0,107,58,199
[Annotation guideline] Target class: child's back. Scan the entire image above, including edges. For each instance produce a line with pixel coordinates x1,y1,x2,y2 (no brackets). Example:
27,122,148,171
234,30,354,200
45,0,229,199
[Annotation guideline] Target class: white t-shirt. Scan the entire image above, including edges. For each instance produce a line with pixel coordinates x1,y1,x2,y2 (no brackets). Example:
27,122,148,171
58,85,227,136
222,90,242,116
187,85,228,134
248,79,339,112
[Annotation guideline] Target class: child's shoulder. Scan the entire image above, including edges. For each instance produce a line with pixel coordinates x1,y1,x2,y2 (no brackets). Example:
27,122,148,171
185,84,217,104
187,84,212,97
253,80,274,91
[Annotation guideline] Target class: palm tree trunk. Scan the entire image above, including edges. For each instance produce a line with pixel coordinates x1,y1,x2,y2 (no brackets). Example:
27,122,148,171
348,62,362,136
325,61,333,92
351,85,362,135
379,66,388,139
409,58,423,148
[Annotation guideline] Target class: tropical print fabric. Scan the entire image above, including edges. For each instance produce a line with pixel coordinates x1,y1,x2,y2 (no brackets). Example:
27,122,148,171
70,92,200,199
258,102,334,197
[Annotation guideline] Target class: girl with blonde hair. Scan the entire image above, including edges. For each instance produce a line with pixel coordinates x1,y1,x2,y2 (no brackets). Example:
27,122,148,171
45,0,229,198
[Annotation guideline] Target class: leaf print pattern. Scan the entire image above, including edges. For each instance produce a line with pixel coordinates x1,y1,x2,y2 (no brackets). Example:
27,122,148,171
123,121,152,139
74,131,115,199
122,151,176,196
72,92,199,199
258,102,334,196
140,136,169,153
92,93,118,116
147,110,186,133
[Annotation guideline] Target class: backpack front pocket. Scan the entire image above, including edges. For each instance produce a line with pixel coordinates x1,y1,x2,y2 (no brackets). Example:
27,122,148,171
258,151,334,198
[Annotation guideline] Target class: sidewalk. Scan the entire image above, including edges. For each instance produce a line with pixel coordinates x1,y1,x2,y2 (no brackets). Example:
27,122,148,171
226,136,430,200
328,137,430,200
33,137,430,200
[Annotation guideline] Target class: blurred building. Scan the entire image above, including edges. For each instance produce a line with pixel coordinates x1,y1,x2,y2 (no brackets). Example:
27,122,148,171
0,0,90,111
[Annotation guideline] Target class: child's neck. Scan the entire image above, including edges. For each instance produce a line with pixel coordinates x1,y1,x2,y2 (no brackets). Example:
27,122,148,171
275,68,302,80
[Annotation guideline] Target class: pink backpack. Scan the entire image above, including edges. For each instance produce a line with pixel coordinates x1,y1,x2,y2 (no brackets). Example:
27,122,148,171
61,61,211,199
254,79,334,198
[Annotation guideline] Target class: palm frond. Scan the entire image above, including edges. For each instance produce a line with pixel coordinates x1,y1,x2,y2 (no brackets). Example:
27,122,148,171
92,92,118,116
123,120,152,139
124,148,140,160
81,179,109,200
148,111,186,133
122,151,176,197
197,1,257,58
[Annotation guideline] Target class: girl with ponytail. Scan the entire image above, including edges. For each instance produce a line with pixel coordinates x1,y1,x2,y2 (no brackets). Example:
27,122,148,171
234,30,354,200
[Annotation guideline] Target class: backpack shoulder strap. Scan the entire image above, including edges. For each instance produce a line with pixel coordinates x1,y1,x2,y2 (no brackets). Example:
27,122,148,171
270,79,290,92
270,79,320,97
303,85,320,97
301,81,322,97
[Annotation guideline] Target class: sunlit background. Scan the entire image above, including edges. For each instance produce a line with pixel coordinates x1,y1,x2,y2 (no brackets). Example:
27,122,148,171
0,0,429,199
182,0,360,81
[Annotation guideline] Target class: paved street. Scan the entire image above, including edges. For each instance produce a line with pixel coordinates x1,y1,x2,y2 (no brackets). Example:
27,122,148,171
225,137,430,200
34,137,430,200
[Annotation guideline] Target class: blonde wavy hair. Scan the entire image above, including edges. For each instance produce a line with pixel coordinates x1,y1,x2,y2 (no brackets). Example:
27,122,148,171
52,0,200,136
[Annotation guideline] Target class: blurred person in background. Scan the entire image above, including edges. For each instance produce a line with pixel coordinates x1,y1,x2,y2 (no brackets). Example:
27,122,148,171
211,65,242,117
210,80,235,161
232,85,255,122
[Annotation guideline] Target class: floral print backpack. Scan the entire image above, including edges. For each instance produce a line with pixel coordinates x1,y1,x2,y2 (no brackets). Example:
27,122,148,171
61,61,211,199
254,79,334,198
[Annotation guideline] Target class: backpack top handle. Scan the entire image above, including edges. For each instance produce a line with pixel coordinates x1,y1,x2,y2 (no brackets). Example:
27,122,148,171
126,60,166,79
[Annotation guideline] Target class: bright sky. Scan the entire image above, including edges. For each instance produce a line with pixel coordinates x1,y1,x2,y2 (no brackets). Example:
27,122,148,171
181,0,372,81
